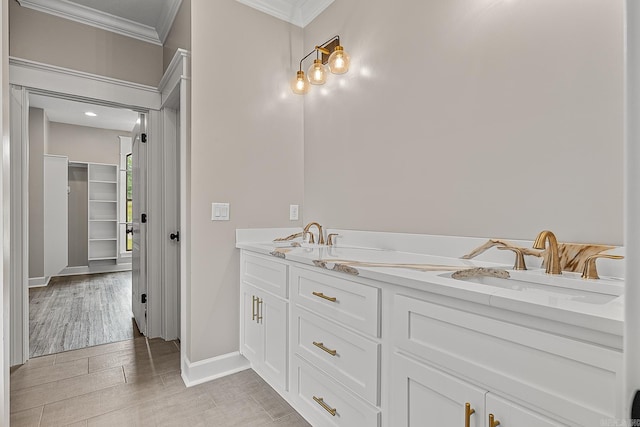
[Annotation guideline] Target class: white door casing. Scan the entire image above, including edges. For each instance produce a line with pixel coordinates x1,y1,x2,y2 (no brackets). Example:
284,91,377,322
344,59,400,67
132,113,148,336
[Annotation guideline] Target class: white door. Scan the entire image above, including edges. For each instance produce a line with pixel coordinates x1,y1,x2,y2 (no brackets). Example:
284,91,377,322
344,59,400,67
132,113,148,335
486,394,568,427
390,353,486,427
262,292,287,390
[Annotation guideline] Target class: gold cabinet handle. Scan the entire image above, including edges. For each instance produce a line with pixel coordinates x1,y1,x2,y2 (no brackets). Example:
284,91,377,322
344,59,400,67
251,296,257,321
465,402,476,427
313,341,337,356
489,414,500,427
312,291,337,302
256,298,263,323
313,396,336,416
581,253,624,280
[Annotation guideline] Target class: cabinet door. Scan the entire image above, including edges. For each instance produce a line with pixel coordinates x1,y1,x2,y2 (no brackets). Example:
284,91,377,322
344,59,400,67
486,394,568,427
241,285,263,365
261,292,288,391
390,353,485,427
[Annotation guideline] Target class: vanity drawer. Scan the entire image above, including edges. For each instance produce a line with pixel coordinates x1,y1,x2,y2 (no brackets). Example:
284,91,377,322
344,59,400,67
241,252,288,298
290,266,380,337
293,307,380,405
292,355,380,427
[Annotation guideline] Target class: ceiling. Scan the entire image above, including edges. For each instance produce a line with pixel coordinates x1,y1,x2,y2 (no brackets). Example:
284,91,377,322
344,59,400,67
16,0,182,45
30,94,139,132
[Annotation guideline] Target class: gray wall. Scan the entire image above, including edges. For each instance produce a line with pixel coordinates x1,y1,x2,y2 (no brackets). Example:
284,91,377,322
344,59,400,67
189,0,304,362
28,107,47,278
163,0,191,72
68,165,88,267
9,0,163,86
47,123,123,164
303,0,624,246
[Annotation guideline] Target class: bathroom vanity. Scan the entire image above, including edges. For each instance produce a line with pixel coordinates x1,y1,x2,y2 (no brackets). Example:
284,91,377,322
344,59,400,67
237,228,624,427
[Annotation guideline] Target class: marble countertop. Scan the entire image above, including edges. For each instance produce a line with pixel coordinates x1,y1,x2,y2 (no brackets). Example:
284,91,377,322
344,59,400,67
236,229,624,339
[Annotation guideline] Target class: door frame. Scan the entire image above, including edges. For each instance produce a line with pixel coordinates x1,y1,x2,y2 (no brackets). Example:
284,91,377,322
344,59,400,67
8,56,175,363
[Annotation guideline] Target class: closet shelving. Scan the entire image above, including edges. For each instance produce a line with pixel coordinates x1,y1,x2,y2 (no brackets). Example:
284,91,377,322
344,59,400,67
88,163,119,261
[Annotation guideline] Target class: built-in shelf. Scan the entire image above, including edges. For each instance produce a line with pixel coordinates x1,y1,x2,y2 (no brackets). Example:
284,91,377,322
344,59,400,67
88,163,118,262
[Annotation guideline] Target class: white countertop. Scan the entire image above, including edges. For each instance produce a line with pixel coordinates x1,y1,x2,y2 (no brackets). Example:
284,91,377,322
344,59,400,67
236,228,624,340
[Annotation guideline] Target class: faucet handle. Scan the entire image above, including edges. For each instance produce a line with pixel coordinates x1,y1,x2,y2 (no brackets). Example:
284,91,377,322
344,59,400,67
497,247,527,270
581,253,624,280
327,233,339,246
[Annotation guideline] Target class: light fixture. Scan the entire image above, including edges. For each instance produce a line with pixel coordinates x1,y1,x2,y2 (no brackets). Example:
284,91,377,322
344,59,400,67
291,35,350,95
85,111,97,117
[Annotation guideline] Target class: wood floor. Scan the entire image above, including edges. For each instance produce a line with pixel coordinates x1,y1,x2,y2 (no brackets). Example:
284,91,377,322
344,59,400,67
10,337,311,426
29,272,141,358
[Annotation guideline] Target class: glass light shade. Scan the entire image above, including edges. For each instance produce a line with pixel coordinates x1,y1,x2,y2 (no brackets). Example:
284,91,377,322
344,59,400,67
307,59,327,85
291,71,310,94
328,46,350,74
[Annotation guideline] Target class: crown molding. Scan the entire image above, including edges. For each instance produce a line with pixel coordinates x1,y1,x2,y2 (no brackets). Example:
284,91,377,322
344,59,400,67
156,0,183,44
17,0,164,45
235,0,334,28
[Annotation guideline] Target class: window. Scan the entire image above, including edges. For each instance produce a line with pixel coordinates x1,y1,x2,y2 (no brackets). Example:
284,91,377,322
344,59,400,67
126,153,133,251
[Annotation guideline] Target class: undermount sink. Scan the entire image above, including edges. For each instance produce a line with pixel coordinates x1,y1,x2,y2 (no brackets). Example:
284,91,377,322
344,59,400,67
441,270,623,305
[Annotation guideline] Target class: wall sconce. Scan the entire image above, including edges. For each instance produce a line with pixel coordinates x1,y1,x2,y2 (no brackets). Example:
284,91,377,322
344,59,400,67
291,35,351,95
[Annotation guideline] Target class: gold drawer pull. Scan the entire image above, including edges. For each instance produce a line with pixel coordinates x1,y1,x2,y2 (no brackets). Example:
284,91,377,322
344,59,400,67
313,396,336,416
313,341,337,356
312,291,337,302
465,402,475,427
489,414,501,427
256,298,263,323
251,296,258,321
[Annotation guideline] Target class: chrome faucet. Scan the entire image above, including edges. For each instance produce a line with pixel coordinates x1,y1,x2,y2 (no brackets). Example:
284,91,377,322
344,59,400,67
532,230,561,275
303,222,324,245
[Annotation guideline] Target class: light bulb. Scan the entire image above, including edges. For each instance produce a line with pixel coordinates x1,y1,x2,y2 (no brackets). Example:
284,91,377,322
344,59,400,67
307,59,327,85
291,71,310,94
328,46,350,74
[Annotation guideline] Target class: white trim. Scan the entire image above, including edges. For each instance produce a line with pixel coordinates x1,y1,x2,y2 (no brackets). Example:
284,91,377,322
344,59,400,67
158,49,190,107
235,0,333,27
9,57,161,110
181,352,251,387
56,263,131,277
16,0,170,45
28,276,51,288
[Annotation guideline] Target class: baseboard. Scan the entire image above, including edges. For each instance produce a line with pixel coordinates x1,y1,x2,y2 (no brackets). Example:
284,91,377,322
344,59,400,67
57,264,132,276
181,351,250,387
28,276,51,288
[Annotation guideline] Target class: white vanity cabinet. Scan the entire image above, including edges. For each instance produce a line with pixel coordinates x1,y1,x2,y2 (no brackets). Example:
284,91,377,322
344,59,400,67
239,252,289,391
289,265,382,426
390,293,621,426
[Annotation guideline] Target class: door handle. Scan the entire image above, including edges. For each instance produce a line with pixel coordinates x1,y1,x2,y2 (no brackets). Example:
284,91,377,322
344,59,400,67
464,403,475,427
489,414,501,427
170,231,180,241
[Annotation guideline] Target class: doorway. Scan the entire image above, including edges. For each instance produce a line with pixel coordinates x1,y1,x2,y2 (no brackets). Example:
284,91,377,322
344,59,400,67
25,93,142,358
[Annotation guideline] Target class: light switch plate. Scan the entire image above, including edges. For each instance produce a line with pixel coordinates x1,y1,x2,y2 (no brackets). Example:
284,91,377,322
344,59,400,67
289,204,299,221
212,203,230,221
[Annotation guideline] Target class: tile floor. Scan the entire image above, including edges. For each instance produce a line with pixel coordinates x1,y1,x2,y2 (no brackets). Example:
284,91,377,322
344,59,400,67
10,337,311,427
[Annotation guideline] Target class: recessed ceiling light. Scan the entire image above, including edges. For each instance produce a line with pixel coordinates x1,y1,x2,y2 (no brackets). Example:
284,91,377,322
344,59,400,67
85,112,97,117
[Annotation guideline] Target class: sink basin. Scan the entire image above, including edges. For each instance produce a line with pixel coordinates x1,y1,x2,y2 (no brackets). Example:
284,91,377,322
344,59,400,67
441,270,623,305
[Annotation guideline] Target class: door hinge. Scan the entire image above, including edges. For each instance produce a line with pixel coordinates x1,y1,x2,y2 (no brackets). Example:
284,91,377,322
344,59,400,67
141,293,147,304
141,133,147,143
141,213,147,223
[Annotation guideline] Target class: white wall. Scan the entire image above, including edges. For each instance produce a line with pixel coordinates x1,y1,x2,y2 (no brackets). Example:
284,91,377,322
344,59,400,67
303,0,624,245
9,0,163,86
189,0,304,362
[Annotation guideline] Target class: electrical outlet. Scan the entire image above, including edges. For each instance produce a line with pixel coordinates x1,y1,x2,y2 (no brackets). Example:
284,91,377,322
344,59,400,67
289,204,299,221
212,203,230,221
